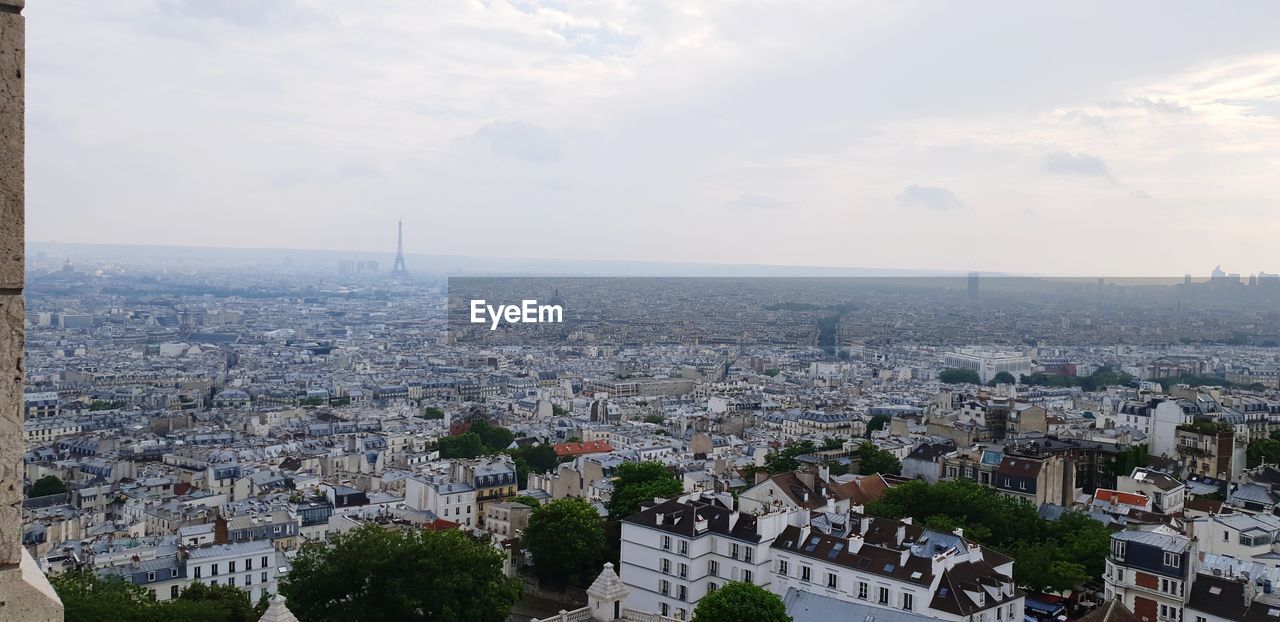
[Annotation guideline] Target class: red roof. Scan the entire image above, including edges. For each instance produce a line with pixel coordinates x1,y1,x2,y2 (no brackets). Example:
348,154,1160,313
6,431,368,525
553,440,614,457
1094,488,1149,507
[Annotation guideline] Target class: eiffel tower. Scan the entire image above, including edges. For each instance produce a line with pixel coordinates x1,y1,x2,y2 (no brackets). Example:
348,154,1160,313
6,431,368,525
390,220,409,277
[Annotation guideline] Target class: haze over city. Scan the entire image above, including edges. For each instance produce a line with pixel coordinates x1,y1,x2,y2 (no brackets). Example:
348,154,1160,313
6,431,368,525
25,1,1280,275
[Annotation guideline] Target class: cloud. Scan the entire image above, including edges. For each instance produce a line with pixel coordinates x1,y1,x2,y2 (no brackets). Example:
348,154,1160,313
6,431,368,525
896,185,964,211
470,121,562,163
725,193,792,211
158,0,327,28
1043,151,1113,177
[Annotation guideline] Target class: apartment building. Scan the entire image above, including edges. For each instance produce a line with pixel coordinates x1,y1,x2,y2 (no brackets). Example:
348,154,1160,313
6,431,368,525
619,493,791,620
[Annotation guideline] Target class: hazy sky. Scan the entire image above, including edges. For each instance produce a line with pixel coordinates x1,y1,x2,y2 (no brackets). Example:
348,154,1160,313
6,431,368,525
25,1,1280,276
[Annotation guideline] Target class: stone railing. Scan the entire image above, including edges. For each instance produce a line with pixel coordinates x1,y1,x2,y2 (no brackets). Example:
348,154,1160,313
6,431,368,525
621,609,683,622
531,607,593,622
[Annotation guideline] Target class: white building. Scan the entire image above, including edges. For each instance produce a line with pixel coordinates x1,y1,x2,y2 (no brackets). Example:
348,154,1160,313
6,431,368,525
187,540,283,603
943,348,1032,383
769,516,1024,622
404,476,477,528
619,492,793,620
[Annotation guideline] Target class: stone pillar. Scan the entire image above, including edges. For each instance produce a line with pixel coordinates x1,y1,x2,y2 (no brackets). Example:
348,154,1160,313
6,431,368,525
0,0,62,618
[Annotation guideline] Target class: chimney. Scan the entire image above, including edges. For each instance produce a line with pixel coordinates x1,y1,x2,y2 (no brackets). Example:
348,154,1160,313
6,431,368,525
953,527,964,539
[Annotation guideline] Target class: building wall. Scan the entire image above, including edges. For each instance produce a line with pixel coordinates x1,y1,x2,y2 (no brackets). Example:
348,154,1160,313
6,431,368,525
0,2,62,616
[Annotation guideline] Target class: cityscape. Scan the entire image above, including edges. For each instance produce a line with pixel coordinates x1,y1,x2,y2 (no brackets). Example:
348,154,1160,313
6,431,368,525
5,2,1280,622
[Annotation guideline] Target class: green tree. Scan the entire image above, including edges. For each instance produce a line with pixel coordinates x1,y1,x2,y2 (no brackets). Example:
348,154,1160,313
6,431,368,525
1248,439,1280,468
939,368,982,384
524,498,605,587
989,371,1017,385
864,415,891,438
763,441,817,474
821,437,846,450
280,524,521,622
855,442,901,476
607,461,682,518
438,433,485,459
29,475,68,498
175,582,268,622
762,368,781,377
511,495,542,508
643,415,666,425
692,582,791,622
422,407,445,420
470,419,515,451
53,570,157,622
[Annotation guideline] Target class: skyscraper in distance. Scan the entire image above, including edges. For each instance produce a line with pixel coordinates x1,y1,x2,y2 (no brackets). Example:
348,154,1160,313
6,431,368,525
391,220,408,277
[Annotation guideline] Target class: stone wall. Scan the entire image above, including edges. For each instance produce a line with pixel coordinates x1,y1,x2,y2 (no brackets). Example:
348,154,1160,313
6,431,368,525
0,0,63,618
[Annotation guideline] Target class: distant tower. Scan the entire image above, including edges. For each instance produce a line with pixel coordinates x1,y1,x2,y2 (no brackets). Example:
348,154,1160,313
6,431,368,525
391,220,408,277
967,271,979,300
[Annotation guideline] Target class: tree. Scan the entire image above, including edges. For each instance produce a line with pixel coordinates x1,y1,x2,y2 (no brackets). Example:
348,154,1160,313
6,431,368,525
280,524,521,622
865,479,1110,594
855,442,901,476
511,495,542,508
422,407,445,420
524,498,605,586
439,433,485,459
607,461,682,518
1248,439,1280,468
989,371,1017,385
470,419,515,451
763,441,817,474
29,475,68,498
938,368,982,384
176,582,268,622
692,582,791,622
864,415,891,438
643,415,666,425
821,437,846,450
53,570,156,622
762,368,781,377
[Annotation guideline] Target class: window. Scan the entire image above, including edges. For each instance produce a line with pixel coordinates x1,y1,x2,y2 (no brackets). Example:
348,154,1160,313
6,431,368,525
229,561,236,573
903,593,914,611
731,543,740,559
742,570,753,583
826,573,837,589
1224,530,1230,542
170,585,179,599
210,580,218,587
147,571,155,582
246,574,253,586
170,569,178,578
261,556,269,568
1164,552,1181,568
858,582,868,600
194,566,202,579
707,582,717,593
679,540,689,556
261,571,268,583
662,558,671,574
211,563,219,576
660,603,669,617
228,577,236,587
677,585,687,601
744,547,753,563
708,560,719,577
1112,540,1126,561
778,560,788,576
679,563,688,579
878,587,889,605
660,580,671,596
801,566,812,582
662,536,672,551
